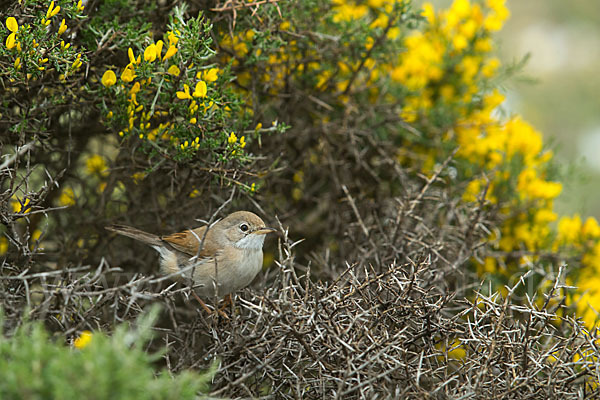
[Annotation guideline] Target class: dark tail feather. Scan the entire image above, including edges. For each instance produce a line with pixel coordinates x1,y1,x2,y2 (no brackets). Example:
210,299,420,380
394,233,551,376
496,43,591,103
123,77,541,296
105,224,162,247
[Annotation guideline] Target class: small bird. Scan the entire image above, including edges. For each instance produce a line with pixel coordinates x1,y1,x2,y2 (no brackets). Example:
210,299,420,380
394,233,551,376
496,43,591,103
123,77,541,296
106,211,275,307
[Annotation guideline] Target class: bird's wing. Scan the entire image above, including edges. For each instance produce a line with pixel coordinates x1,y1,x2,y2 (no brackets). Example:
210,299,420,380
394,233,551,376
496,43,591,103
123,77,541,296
161,225,221,258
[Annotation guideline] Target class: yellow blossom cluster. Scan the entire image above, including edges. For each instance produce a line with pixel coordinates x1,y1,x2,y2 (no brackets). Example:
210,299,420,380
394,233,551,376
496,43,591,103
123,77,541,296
3,1,85,79
395,0,600,326
227,131,246,155
389,0,508,122
219,0,600,325
551,215,600,323
101,26,225,154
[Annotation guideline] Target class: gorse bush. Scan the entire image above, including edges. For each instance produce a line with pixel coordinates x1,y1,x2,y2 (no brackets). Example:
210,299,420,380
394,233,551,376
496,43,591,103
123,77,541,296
1,0,600,398
0,307,217,400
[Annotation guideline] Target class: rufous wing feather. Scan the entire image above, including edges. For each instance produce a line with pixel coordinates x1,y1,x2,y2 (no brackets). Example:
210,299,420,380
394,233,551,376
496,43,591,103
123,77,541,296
161,226,221,258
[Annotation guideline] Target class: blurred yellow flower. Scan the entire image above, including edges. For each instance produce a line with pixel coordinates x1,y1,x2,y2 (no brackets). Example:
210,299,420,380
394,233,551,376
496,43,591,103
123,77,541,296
74,331,93,349
557,214,582,245
58,187,76,206
582,217,600,239
132,172,146,184
11,197,31,213
0,237,8,255
86,155,108,177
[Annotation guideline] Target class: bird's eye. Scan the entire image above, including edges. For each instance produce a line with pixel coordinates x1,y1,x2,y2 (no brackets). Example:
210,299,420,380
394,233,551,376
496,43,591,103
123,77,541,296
239,223,249,232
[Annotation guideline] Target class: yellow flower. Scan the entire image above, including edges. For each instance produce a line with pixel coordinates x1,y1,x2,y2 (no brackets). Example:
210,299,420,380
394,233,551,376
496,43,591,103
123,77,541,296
421,3,435,24
163,45,178,60
31,229,42,243
132,172,146,184
557,214,582,246
482,58,501,78
58,187,76,206
167,65,180,76
11,197,31,213
74,331,92,349
240,136,246,148
167,31,179,46
130,81,141,95
192,80,207,98
250,183,256,193
144,43,157,62
202,68,219,82
121,64,136,82
6,17,18,32
127,47,137,64
155,40,164,60
228,132,237,144
58,18,67,35
85,154,108,177
0,237,8,255
101,70,117,87
46,2,56,19
450,0,471,19
570,275,600,326
583,217,600,239
293,171,304,183
452,34,467,51
6,33,16,49
176,84,192,100
72,54,82,69
77,0,84,12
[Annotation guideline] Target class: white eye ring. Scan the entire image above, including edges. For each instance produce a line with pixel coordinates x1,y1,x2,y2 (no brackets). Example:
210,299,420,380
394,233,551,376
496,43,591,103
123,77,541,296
239,223,249,232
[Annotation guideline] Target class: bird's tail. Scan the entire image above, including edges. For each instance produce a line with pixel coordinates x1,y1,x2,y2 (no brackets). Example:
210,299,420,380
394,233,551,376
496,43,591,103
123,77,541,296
105,224,162,247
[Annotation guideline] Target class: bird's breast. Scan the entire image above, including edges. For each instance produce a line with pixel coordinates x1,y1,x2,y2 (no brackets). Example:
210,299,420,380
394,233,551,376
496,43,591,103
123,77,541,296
190,247,263,298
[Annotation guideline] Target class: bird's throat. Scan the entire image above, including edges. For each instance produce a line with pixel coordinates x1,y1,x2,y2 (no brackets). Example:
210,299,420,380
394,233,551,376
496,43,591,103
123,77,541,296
234,234,266,250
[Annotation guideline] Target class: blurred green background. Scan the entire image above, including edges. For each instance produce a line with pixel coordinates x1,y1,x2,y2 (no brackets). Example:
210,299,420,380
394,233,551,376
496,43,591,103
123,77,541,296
426,0,600,218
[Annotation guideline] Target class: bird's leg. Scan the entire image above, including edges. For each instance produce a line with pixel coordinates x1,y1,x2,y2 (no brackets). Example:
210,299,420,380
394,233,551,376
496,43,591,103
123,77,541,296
218,294,233,317
192,291,213,315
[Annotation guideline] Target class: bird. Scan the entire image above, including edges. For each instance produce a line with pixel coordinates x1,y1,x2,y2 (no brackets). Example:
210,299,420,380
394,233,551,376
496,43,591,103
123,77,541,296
106,211,276,313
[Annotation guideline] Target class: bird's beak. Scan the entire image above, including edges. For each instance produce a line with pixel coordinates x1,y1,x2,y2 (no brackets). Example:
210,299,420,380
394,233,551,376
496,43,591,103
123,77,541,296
253,227,277,235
